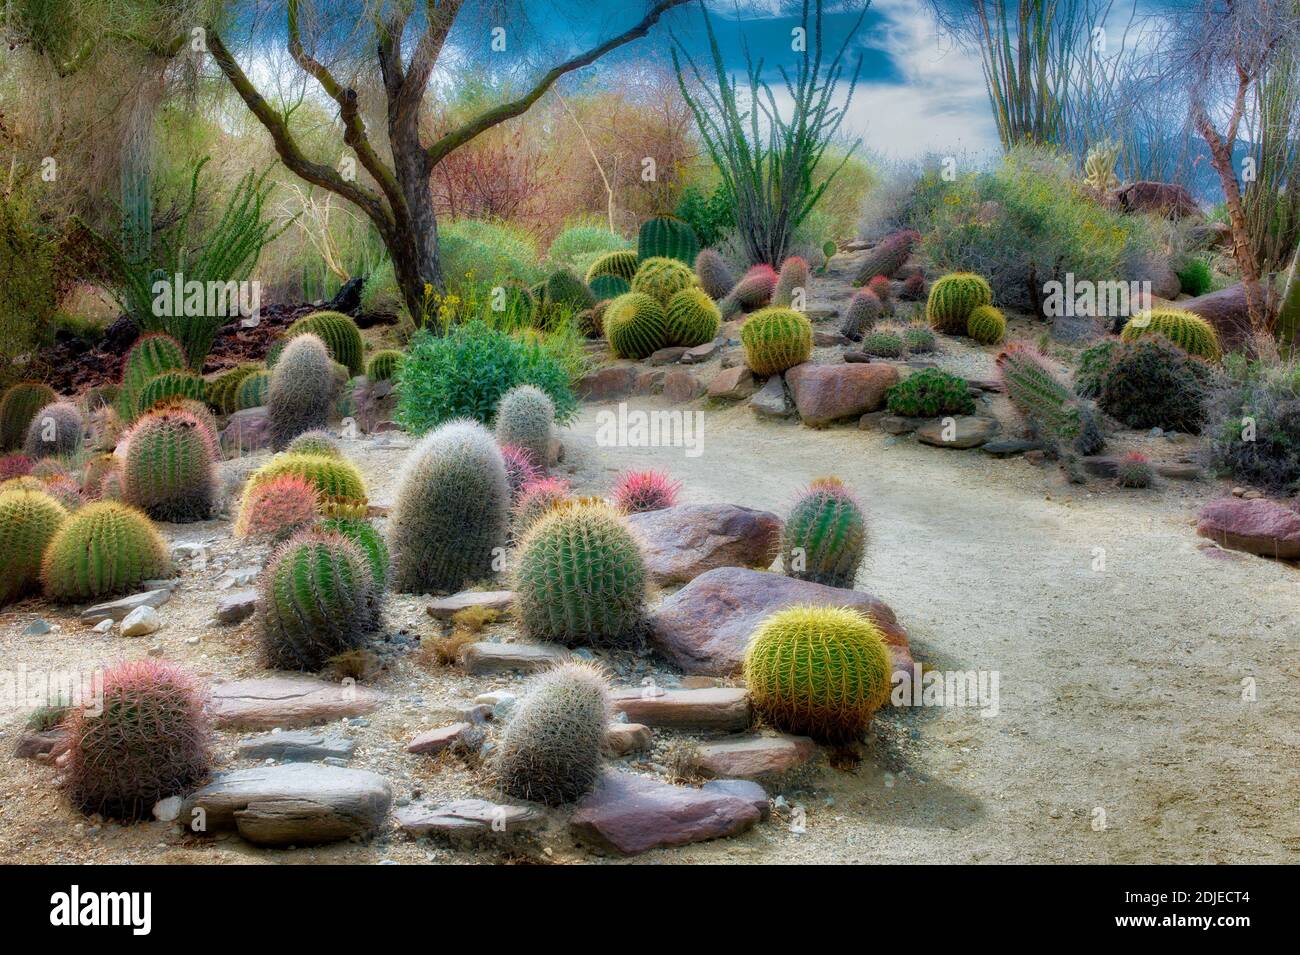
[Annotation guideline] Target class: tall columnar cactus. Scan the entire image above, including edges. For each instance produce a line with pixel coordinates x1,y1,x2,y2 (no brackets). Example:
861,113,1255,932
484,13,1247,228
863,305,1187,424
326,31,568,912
268,334,339,451
1120,307,1221,361
782,477,866,588
285,429,341,458
1,381,57,450
63,660,210,821
389,419,509,594
320,516,389,591
493,661,611,806
495,384,554,469
206,363,259,415
694,248,737,301
773,255,810,308
997,342,1105,454
743,605,893,742
236,370,271,409
852,229,919,285
611,469,680,513
740,306,813,376
500,443,542,503
664,287,722,347
22,401,83,459
512,476,572,536
588,274,631,303
585,248,639,284
41,501,171,601
514,500,646,647
637,215,700,264
966,304,1007,345
839,289,883,341
117,333,185,422
280,310,365,375
0,488,68,605
243,453,368,514
719,264,778,319
366,349,404,383
631,256,695,306
235,473,320,540
259,529,378,670
137,370,206,418
605,292,669,359
121,410,216,522
927,272,994,334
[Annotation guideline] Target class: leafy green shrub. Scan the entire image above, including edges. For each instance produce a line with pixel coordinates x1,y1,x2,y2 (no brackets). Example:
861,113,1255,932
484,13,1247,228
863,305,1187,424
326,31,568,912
439,219,543,300
675,184,736,249
1176,257,1214,296
1204,358,1300,492
396,321,576,433
547,224,628,270
0,190,58,391
885,368,975,417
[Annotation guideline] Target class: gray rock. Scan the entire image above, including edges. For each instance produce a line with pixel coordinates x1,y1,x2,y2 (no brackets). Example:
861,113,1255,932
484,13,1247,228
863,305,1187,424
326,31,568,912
426,590,514,621
916,415,1000,449
648,346,689,365
609,686,751,732
393,799,545,843
461,642,571,676
680,341,720,364
152,796,183,822
207,675,387,730
981,439,1044,458
237,730,357,763
749,375,793,419
216,589,258,625
877,414,930,435
80,589,172,625
23,620,53,636
627,503,782,586
702,779,771,821
119,605,161,637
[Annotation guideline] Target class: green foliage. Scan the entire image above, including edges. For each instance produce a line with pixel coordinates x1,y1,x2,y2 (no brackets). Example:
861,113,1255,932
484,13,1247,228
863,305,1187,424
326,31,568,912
886,368,976,417
278,311,365,376
41,501,171,602
260,529,378,670
538,268,597,325
1097,336,1217,433
0,488,68,606
743,604,892,742
319,516,389,590
675,183,735,249
237,370,271,409
740,307,813,375
631,256,695,306
782,478,866,588
664,287,722,347
0,190,58,391
1176,257,1214,297
495,384,555,468
389,419,509,594
514,501,647,647
605,292,669,359
137,370,206,418
1120,308,1220,361
494,662,610,806
585,249,639,284
121,409,215,522
636,216,700,265
547,225,629,270
396,321,576,433
268,335,339,451
1,381,57,451
1205,358,1300,492
966,304,1007,345
438,218,543,303
927,272,993,334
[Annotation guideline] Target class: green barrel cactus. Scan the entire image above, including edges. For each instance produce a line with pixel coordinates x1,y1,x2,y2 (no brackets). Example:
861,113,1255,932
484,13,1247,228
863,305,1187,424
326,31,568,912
136,370,206,418
236,369,271,409
637,215,699,265
495,384,554,469
285,429,341,458
117,333,186,422
121,409,216,522
259,528,378,670
206,363,259,415
588,274,631,302
1,381,57,450
268,334,339,451
781,477,867,588
585,248,639,284
366,349,404,383
41,501,172,602
631,256,695,306
1120,307,1220,361
493,661,611,805
664,287,721,347
740,306,813,376
543,268,597,315
743,605,893,742
389,419,509,594
966,304,1006,345
278,310,365,375
320,516,389,590
243,452,369,515
927,272,993,334
605,292,668,360
514,500,647,647
22,401,83,460
694,248,737,301
0,488,69,605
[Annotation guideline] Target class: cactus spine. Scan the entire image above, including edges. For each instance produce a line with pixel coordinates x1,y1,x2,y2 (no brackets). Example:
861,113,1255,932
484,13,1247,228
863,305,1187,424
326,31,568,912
740,307,813,376
41,501,171,601
121,409,216,522
269,334,339,451
664,287,722,347
782,477,866,588
604,292,668,359
0,488,68,605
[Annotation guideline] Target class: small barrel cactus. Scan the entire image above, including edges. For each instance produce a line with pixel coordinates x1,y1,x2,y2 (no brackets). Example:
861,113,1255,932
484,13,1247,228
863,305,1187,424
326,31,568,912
259,528,378,670
899,272,927,301
927,272,993,334
495,384,554,469
206,363,259,415
866,274,892,308
588,274,630,303
494,661,611,805
743,605,893,742
694,248,737,300
63,660,210,820
586,248,639,284
1116,450,1154,488
1120,307,1220,361
389,419,509,594
41,501,171,601
236,369,271,409
121,409,216,522
861,328,906,358
543,268,597,316
22,400,83,459
1,381,57,450
269,334,339,451
286,429,341,458
118,334,185,421
782,478,866,588
137,370,206,418
280,310,366,375
885,367,975,417
500,443,542,503
741,306,813,376
366,349,404,383
612,469,680,513
0,452,34,481
852,229,919,285
719,263,778,318
637,215,699,264
840,288,883,341
605,292,668,359
904,324,937,353
514,500,646,647
513,476,572,535
235,472,320,540
243,453,368,514
319,516,389,590
773,255,809,308
0,487,68,605
43,474,85,512
664,286,722,347
966,304,1007,345
631,256,695,306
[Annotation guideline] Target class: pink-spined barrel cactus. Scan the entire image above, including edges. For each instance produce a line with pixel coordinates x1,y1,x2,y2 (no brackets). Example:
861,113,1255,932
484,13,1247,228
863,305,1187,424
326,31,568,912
500,443,543,503
611,469,681,513
235,473,321,540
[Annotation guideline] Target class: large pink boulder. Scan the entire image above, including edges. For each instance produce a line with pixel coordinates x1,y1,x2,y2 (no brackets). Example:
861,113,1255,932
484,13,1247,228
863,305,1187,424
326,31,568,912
1114,181,1201,219
1196,497,1300,559
627,504,781,585
785,362,898,427
1182,283,1254,353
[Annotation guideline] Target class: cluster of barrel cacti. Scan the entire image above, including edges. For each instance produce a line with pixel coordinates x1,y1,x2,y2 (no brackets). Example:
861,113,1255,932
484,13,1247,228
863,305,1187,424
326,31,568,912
136,370,207,418
1,381,57,450
40,501,172,601
631,257,695,306
611,469,680,513
1120,308,1220,361
236,370,271,409
781,478,867,588
120,408,217,522
0,486,69,605
500,443,542,502
206,364,260,414
278,310,366,375
243,452,369,515
117,334,186,422
740,306,813,375
927,272,994,334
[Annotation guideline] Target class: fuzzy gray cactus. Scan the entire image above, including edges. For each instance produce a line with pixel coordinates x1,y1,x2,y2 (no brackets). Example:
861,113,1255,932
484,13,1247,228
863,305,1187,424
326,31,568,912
389,419,509,594
285,430,341,458
494,384,554,469
773,256,809,308
493,661,610,806
694,248,736,300
839,289,883,342
268,334,339,451
22,401,83,460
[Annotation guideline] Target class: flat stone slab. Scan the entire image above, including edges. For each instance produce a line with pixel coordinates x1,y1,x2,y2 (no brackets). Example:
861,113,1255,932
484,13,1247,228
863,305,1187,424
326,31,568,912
208,675,386,730
609,687,750,732
649,566,913,678
693,734,817,779
216,590,258,625
406,722,474,755
394,799,545,842
916,415,1000,449
1197,497,1300,559
237,730,357,763
878,414,929,435
426,590,515,620
182,763,392,846
14,728,65,760
628,503,782,586
571,771,760,855
461,642,571,676
982,438,1044,458
605,722,653,756
702,779,771,821
80,589,172,625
